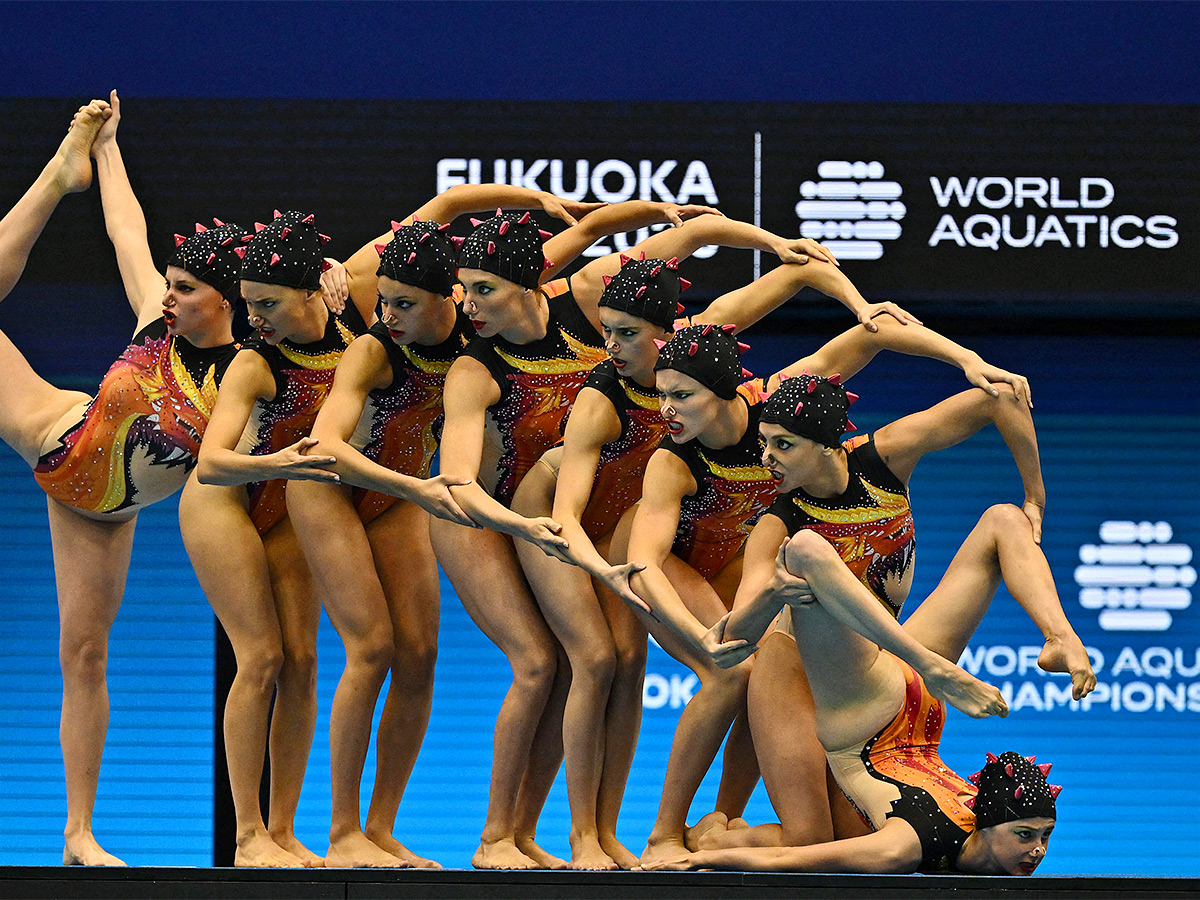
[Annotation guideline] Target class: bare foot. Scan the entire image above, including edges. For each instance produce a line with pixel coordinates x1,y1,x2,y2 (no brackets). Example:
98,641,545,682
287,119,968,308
684,811,727,851
365,829,442,869
599,833,639,870
516,835,568,869
325,831,409,868
63,830,126,866
52,102,108,195
234,831,305,868
568,833,618,870
1039,634,1096,699
270,830,324,867
639,835,691,869
726,817,749,830
924,660,1009,719
473,837,539,870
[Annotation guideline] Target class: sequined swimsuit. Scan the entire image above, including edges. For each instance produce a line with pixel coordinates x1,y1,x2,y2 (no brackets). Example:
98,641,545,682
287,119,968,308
348,312,472,524
34,318,236,515
658,383,779,580
462,278,607,506
576,359,671,539
237,304,368,535
768,434,915,618
825,657,977,873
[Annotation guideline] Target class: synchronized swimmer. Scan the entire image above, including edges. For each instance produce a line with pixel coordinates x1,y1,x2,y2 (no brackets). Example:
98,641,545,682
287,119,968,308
0,96,1097,873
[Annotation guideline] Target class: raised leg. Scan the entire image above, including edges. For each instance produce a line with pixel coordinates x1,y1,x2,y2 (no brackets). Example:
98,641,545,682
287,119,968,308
429,516,559,870
178,476,300,868
49,500,134,866
0,323,93,470
901,504,1094,698
781,530,996,747
0,99,108,302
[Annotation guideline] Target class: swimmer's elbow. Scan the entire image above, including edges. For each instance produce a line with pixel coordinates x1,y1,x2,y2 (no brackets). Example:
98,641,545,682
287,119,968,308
195,452,231,486
195,456,216,484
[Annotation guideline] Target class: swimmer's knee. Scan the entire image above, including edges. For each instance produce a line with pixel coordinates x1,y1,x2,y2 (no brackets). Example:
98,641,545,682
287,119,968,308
236,644,285,694
514,644,558,691
700,656,752,692
784,529,834,573
613,638,647,679
346,624,394,676
574,640,617,690
59,634,108,681
279,643,317,688
979,503,1026,533
393,638,438,688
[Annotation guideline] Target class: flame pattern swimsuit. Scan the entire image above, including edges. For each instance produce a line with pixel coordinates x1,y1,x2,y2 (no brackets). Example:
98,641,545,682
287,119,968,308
768,434,915,618
576,359,672,539
825,657,977,873
461,279,607,506
658,382,779,580
347,312,473,524
34,318,236,515
237,304,368,535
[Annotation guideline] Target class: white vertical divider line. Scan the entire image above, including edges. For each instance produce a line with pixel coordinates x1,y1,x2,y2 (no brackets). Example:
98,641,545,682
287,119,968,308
753,131,762,281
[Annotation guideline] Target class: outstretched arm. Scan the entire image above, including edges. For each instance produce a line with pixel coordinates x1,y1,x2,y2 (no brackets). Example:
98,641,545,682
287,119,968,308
773,315,1033,404
696,259,918,335
645,818,923,873
410,184,605,231
540,200,721,286
339,186,605,318
622,449,752,663
873,383,1046,537
438,355,569,556
550,388,646,601
90,91,165,328
568,213,835,331
196,352,340,486
304,337,473,524
723,515,807,646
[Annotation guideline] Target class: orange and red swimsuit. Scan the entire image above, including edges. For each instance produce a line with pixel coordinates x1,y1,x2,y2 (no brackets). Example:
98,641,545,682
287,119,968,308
767,433,915,618
825,658,977,873
658,383,778,580
238,305,368,535
461,279,606,506
34,318,236,515
348,312,472,524
576,360,671,539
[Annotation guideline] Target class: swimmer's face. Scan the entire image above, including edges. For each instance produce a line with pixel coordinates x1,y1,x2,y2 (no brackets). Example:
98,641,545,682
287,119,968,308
759,423,830,492
376,276,453,346
657,369,720,444
241,280,320,345
162,266,227,337
599,308,671,384
973,817,1054,875
458,267,530,339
